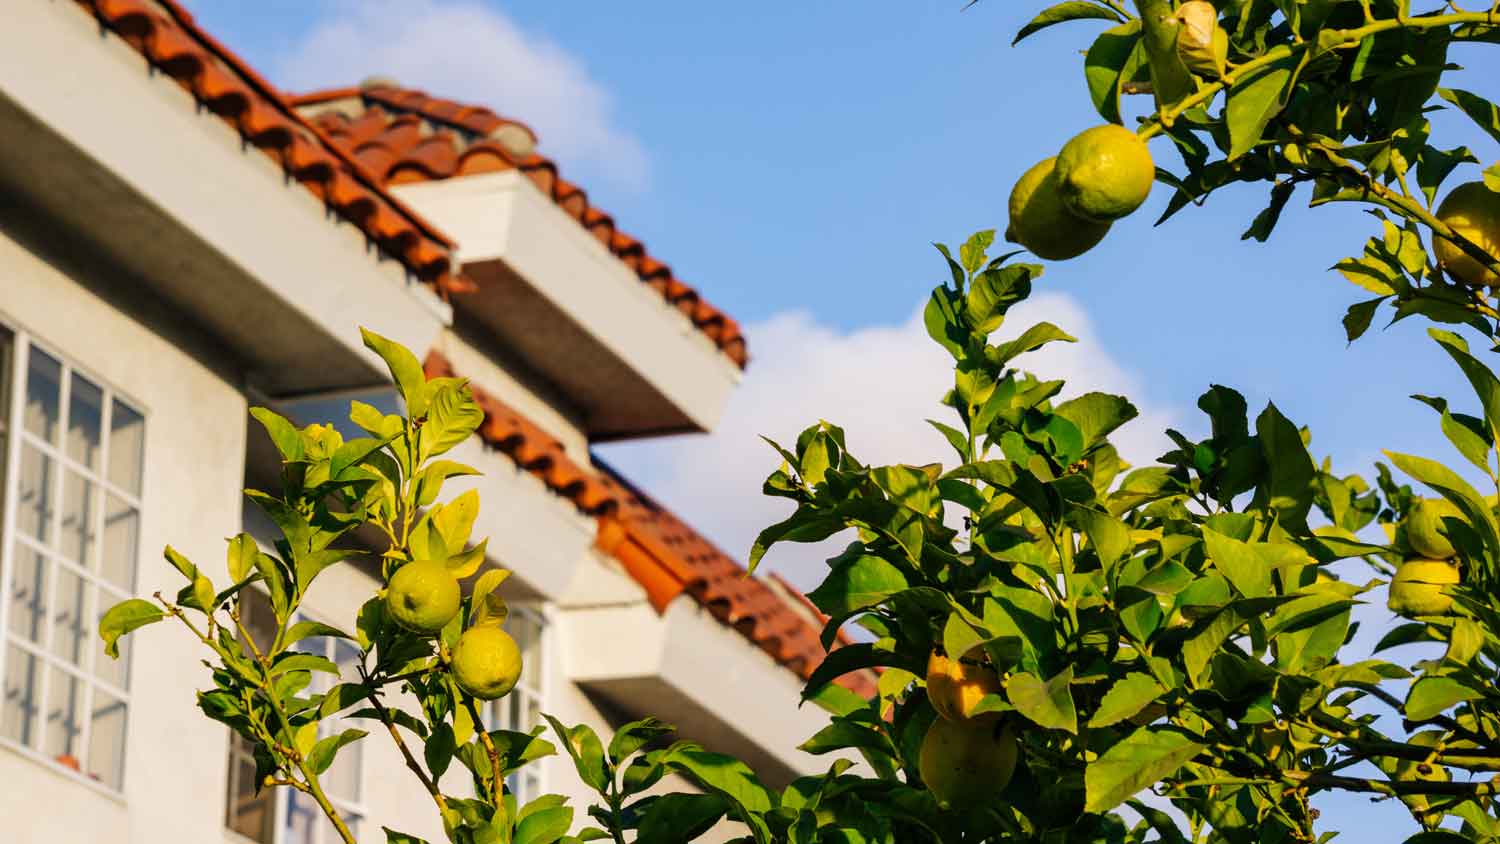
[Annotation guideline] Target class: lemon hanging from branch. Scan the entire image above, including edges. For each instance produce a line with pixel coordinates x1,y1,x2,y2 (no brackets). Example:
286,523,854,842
1006,157,1112,260
385,560,462,636
1434,182,1500,287
1054,125,1156,223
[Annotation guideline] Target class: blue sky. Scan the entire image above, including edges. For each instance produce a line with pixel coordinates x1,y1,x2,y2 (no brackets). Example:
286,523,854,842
187,2,1499,834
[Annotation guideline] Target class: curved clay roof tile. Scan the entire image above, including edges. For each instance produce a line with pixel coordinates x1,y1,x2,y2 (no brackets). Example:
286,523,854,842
454,147,517,178
144,25,203,76
350,144,400,181
195,64,249,114
96,0,154,38
241,102,295,147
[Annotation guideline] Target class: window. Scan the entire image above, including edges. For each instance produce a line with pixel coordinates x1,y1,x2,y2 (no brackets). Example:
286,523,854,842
0,330,145,791
277,388,402,443
227,593,367,844
481,604,547,804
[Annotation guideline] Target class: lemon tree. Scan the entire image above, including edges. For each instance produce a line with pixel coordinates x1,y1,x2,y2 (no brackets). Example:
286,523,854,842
98,2,1500,843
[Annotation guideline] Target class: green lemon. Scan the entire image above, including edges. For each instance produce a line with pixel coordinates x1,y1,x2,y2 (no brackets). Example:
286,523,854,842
385,560,462,635
918,717,1018,810
1404,498,1464,560
1435,182,1500,287
1054,125,1155,222
1387,559,1460,618
1006,157,1111,261
451,626,523,700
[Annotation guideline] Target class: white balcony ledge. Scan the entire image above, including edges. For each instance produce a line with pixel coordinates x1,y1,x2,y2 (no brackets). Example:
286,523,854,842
391,172,741,440
560,594,831,789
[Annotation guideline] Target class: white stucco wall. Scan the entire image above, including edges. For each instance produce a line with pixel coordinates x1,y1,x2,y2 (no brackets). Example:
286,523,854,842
0,225,794,842
0,229,250,843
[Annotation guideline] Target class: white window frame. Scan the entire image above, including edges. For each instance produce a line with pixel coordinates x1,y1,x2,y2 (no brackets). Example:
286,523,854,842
0,321,147,796
225,591,370,844
481,602,550,804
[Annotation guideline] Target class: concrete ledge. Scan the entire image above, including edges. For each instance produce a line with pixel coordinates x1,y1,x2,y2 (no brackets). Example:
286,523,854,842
393,172,740,438
561,593,829,788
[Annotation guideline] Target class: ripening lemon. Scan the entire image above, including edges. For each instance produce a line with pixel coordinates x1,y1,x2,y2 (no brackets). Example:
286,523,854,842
926,649,1002,724
385,560,462,635
1006,157,1112,260
919,717,1018,810
1054,125,1155,222
451,626,523,700
1404,498,1464,560
1434,182,1500,287
1387,559,1460,618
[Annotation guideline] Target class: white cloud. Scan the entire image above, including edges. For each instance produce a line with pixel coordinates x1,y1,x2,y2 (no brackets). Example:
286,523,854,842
598,294,1178,592
273,0,648,189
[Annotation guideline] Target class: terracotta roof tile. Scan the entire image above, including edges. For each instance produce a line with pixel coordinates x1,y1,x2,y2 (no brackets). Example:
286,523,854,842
424,351,872,695
74,0,475,296
294,84,747,368
424,352,618,516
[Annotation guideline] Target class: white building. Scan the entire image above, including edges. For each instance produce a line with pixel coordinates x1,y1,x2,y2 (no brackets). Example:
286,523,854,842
0,2,871,841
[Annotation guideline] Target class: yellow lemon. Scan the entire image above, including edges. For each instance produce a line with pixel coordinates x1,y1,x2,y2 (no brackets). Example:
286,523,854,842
926,650,1002,724
1388,559,1460,618
1404,498,1464,560
1054,125,1155,222
385,560,461,635
451,626,523,700
1435,182,1500,287
1007,157,1112,260
919,717,1018,810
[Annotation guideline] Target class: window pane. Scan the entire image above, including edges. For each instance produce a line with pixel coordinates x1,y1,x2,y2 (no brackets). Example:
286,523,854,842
227,739,276,844
17,445,54,542
43,665,84,762
50,566,90,668
519,619,541,690
66,373,103,469
100,494,138,592
0,325,12,431
107,400,144,496
2,645,39,746
284,790,321,844
524,695,540,734
8,544,48,644
322,741,362,806
317,638,363,804
23,346,61,443
240,590,278,656
93,601,130,690
60,470,96,567
0,328,11,520
87,689,126,789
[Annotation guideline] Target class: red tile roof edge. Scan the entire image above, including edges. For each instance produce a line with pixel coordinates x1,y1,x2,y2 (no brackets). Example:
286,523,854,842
423,350,873,696
74,0,475,296
296,83,748,368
